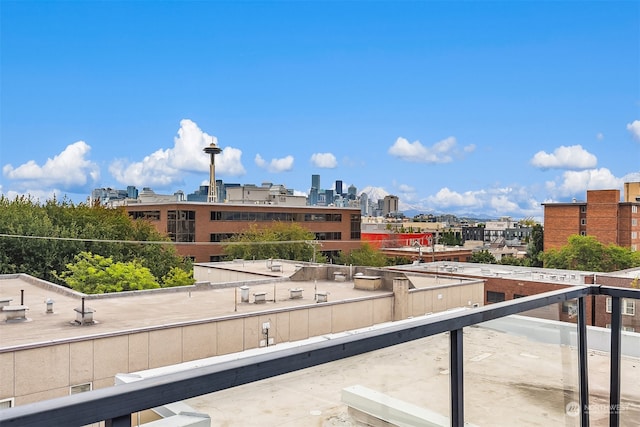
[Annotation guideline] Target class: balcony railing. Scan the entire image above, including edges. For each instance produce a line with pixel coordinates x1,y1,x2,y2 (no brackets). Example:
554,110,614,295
0,284,638,427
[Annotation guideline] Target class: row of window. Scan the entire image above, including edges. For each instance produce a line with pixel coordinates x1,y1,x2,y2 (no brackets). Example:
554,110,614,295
210,232,343,242
580,219,638,226
488,293,637,317
211,211,343,222
129,210,361,243
129,210,350,223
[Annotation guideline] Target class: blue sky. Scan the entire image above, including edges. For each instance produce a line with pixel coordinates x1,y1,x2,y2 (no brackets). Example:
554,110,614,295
1,1,639,221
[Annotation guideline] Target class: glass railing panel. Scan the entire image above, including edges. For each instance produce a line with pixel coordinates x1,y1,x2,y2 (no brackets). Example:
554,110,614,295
180,332,452,427
463,301,581,426
618,294,640,427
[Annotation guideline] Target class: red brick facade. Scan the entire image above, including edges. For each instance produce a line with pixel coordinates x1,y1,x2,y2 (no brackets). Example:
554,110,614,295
543,189,640,252
125,202,362,262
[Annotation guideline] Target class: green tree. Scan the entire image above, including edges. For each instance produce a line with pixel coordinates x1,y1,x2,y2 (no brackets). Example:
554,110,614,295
527,224,544,267
222,222,326,262
334,243,389,267
440,230,462,246
540,235,640,272
0,195,191,284
470,250,497,264
56,252,160,294
161,267,195,288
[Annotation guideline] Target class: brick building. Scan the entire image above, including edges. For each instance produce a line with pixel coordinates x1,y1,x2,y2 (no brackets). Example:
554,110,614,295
542,187,640,251
125,202,362,262
392,261,640,331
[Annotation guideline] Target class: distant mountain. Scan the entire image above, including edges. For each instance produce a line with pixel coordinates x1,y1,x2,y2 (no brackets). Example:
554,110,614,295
359,186,389,202
359,186,497,221
359,186,426,214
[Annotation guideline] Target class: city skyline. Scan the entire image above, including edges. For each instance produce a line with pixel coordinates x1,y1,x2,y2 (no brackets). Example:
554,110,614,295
1,1,639,221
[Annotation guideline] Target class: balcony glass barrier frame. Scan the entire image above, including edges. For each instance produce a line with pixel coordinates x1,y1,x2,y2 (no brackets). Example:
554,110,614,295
0,284,637,427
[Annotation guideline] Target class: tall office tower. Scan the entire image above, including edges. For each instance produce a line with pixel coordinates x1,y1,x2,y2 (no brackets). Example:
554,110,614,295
360,192,368,216
335,180,343,196
127,186,139,199
382,195,399,216
347,184,357,200
311,174,320,192
309,187,319,206
325,189,335,206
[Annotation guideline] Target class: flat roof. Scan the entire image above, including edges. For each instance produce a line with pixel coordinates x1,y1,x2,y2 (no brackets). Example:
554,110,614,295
125,318,640,426
124,201,361,210
0,275,379,350
390,261,594,286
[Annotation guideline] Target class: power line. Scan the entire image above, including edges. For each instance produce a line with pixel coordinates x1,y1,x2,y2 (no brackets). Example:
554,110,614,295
0,233,324,246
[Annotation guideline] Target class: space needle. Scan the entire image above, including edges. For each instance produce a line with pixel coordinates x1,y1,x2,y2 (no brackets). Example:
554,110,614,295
203,139,222,203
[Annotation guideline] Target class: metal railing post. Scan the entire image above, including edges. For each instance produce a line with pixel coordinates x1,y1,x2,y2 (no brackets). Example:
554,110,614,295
105,414,131,427
450,328,464,427
609,296,622,427
577,296,590,427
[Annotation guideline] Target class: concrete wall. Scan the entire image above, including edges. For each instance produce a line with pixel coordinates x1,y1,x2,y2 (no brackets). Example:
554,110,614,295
408,282,484,317
0,272,484,407
194,264,280,283
1,294,395,406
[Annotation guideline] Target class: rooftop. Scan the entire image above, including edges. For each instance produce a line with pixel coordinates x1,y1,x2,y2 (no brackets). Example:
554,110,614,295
122,314,640,426
0,260,472,350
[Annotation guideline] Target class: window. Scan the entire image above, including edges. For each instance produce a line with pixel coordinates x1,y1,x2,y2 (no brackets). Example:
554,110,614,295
513,294,527,299
168,210,195,242
129,210,160,221
315,232,341,240
211,233,235,242
487,291,505,303
633,219,638,226
606,298,636,315
632,232,637,240
562,300,578,318
580,206,586,213
70,382,92,395
580,218,586,226
0,398,14,409
350,214,361,239
580,231,587,236
623,326,635,332
633,205,638,214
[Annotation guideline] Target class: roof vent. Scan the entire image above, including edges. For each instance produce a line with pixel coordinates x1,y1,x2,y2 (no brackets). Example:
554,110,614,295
73,298,96,325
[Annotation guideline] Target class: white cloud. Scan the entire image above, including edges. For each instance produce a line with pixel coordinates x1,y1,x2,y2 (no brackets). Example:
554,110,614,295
2,141,99,192
420,184,546,219
254,154,266,168
255,154,294,173
489,195,520,214
596,132,604,141
310,152,337,168
530,145,597,170
388,136,458,163
397,183,415,193
623,171,640,183
627,120,640,141
108,119,246,187
425,187,485,208
547,168,622,197
1,188,64,203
